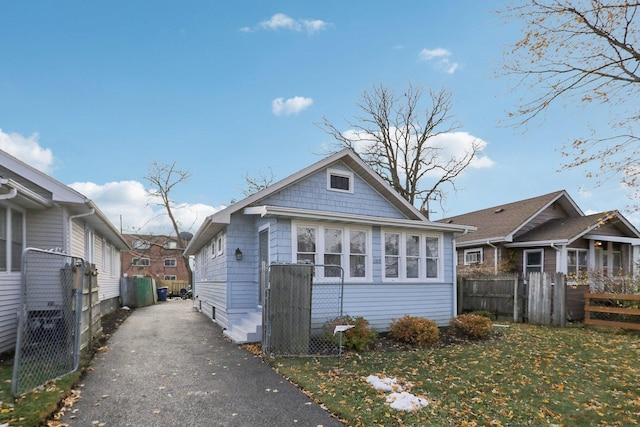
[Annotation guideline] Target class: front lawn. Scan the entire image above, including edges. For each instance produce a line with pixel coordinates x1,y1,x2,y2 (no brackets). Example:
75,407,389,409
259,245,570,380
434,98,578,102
273,323,640,426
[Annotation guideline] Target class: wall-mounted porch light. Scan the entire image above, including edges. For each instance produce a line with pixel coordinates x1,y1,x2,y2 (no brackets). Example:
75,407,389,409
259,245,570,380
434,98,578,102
235,248,243,261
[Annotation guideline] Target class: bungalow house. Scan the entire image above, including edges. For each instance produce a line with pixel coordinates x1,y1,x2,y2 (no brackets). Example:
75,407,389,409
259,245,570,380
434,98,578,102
439,190,640,282
183,149,475,343
0,149,128,353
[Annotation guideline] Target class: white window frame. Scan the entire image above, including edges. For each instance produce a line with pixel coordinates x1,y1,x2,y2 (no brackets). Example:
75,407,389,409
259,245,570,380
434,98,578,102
211,240,216,258
132,239,150,250
0,204,25,273
326,168,354,194
216,232,225,256
382,229,444,282
567,248,588,276
164,275,177,280
464,248,483,265
163,240,178,249
292,222,371,282
164,258,177,268
132,257,150,267
523,249,544,276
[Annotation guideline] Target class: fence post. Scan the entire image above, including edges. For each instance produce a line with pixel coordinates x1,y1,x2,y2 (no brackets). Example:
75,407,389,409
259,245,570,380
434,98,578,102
457,277,464,315
553,273,566,327
541,273,552,324
513,275,519,322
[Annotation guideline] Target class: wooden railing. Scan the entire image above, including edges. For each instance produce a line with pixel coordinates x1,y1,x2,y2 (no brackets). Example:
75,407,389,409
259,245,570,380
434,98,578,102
584,293,640,330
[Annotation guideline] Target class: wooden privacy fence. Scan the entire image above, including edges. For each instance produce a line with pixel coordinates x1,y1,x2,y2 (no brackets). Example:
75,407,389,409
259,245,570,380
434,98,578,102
157,280,190,297
458,273,588,325
584,293,640,330
457,275,523,321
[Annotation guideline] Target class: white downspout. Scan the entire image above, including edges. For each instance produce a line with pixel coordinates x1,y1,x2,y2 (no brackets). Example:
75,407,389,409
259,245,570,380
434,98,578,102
487,241,498,274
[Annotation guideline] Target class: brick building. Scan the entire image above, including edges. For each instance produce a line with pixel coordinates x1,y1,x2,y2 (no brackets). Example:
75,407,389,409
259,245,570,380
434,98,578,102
122,234,190,283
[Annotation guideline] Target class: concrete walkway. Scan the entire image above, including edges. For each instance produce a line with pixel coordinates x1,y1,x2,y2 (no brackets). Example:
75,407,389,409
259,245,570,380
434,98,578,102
61,299,345,426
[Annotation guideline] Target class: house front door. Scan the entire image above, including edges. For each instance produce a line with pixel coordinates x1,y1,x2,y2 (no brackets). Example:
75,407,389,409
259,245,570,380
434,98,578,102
258,229,269,307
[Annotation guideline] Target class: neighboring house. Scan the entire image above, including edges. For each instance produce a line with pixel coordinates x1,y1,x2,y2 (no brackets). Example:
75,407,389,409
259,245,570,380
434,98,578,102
184,149,475,343
439,190,640,280
122,234,189,282
0,149,128,353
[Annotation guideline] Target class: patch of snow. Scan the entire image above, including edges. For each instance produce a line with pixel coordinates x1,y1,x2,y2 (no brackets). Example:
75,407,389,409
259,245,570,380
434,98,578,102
386,391,429,411
366,375,404,392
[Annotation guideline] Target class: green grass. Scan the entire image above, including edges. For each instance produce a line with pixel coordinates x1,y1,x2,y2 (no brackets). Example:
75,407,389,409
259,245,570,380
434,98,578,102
0,351,83,427
272,323,640,426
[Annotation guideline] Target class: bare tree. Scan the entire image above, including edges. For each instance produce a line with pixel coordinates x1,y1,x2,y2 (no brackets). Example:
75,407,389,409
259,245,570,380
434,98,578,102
318,83,481,217
499,1,640,196
242,167,277,196
144,161,194,283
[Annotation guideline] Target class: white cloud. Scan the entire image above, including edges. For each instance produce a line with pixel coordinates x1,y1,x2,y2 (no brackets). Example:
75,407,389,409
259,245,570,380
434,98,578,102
429,132,495,171
69,180,222,235
338,129,494,176
0,128,55,174
272,96,313,116
0,130,222,235
251,13,329,35
419,47,459,75
419,48,451,60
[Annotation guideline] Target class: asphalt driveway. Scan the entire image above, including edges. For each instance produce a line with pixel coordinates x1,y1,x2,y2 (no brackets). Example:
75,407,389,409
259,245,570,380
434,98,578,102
61,299,344,426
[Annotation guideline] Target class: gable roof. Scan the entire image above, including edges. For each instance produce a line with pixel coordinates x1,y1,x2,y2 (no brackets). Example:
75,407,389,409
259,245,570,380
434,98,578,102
508,211,640,246
185,149,475,255
0,149,128,249
438,190,583,246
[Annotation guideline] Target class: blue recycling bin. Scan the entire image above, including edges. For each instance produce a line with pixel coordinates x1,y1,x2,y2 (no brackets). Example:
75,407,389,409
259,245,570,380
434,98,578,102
157,286,168,302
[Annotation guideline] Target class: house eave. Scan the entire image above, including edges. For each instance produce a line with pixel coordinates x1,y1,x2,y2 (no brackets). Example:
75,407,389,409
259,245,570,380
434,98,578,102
585,234,640,246
1,178,54,208
505,240,570,248
243,205,476,233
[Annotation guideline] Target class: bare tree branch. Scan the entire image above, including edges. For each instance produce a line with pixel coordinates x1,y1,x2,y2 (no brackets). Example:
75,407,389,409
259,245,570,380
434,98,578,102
144,161,194,283
499,1,640,200
318,83,480,218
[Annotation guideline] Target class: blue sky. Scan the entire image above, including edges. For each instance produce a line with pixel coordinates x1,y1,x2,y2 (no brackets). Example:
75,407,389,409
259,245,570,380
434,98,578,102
0,1,634,234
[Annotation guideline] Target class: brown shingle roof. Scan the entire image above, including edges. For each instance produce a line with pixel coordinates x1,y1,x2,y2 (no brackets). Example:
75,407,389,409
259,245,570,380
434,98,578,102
438,190,580,244
513,212,607,243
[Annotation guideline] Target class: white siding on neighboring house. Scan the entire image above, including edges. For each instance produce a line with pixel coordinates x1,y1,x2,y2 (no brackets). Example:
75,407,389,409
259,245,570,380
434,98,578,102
25,208,65,250
0,273,20,353
70,221,85,259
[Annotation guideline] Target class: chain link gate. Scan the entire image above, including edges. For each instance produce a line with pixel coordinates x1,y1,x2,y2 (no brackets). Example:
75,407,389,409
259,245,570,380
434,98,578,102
12,248,84,396
263,264,345,357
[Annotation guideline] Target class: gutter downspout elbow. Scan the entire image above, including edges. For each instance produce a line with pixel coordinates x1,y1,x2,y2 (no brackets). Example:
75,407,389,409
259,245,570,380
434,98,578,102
0,188,17,200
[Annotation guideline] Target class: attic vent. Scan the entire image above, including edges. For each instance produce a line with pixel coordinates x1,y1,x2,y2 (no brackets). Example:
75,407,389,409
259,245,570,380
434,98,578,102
494,208,505,213
446,219,454,224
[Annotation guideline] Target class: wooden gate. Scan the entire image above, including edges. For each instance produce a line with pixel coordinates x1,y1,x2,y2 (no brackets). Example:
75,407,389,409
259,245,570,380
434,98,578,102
263,264,313,355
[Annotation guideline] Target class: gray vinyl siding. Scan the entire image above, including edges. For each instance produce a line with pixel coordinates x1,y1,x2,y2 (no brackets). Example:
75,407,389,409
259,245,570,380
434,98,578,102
258,164,406,219
0,273,20,353
25,208,65,250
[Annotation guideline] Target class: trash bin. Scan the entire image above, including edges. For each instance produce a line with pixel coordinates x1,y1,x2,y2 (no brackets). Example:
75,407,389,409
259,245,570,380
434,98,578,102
157,286,168,302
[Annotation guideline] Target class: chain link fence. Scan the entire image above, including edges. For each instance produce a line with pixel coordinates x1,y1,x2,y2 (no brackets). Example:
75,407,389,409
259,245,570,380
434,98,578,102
263,264,345,357
12,248,84,397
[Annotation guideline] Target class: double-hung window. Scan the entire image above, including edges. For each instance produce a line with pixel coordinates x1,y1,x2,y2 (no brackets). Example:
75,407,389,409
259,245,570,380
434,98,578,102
294,223,370,281
0,206,24,273
567,249,587,276
383,231,442,281
164,258,177,268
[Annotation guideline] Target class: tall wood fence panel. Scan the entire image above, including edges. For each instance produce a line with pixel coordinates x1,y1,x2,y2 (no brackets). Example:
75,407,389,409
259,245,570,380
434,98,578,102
457,275,524,321
157,280,190,297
